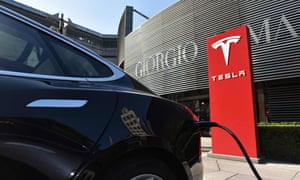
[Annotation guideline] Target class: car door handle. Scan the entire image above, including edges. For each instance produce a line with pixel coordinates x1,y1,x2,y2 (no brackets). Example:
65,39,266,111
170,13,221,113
26,99,88,108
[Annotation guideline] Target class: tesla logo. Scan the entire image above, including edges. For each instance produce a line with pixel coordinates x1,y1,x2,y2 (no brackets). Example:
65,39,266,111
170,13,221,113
211,70,246,82
211,36,240,66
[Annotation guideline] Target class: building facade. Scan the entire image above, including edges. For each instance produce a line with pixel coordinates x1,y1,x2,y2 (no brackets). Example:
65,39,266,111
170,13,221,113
120,0,300,123
1,0,118,64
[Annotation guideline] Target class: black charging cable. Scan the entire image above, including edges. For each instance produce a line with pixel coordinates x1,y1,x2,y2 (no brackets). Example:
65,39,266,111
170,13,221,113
193,121,262,180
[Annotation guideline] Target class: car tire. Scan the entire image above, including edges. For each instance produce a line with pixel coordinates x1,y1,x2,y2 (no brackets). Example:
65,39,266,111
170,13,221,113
101,155,178,180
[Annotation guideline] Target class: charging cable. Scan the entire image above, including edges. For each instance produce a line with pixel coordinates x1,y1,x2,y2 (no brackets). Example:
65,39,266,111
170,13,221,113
194,121,262,180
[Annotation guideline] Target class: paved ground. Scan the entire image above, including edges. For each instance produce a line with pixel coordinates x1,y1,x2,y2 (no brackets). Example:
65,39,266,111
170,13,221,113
201,137,300,180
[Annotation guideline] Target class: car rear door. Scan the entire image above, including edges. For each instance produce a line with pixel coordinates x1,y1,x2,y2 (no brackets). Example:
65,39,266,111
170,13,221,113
0,7,119,179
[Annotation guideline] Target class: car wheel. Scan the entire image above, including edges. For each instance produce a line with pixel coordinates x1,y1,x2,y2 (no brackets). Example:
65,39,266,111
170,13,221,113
101,156,178,180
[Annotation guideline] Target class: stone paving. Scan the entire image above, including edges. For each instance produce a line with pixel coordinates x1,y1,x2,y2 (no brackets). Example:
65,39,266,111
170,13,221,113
201,137,300,180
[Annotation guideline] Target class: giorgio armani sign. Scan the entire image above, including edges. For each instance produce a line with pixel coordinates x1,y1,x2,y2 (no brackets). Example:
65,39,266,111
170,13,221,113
134,41,198,78
248,13,299,45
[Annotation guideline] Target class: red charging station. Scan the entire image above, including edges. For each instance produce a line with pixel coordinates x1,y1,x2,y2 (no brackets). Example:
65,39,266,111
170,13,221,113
207,25,259,159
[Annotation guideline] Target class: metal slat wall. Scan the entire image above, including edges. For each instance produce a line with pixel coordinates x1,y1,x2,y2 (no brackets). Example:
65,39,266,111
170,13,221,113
240,1,300,82
124,1,241,95
266,82,300,122
125,1,196,94
193,0,241,89
123,0,300,96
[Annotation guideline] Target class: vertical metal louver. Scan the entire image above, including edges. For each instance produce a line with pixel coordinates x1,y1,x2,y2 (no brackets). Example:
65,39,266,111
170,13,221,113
266,81,300,122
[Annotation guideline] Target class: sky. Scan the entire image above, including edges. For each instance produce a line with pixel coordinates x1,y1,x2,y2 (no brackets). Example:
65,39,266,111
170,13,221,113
15,0,179,34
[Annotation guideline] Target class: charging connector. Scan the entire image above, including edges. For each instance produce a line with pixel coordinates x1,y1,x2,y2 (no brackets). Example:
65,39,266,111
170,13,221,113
194,121,262,180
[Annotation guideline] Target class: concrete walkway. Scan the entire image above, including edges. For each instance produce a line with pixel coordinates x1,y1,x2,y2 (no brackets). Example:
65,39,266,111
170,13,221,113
201,137,300,180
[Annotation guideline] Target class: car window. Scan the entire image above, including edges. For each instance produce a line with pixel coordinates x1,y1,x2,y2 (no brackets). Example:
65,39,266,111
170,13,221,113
0,14,63,75
0,13,113,78
43,34,113,77
0,29,26,61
